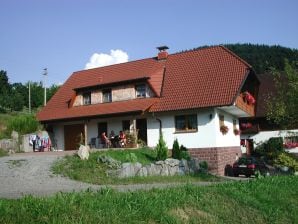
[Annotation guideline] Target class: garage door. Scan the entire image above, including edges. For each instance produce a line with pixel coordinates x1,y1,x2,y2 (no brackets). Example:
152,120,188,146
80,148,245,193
64,124,84,151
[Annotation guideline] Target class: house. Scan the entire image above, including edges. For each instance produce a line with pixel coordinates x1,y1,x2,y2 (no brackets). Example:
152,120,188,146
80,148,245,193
37,45,259,175
239,73,298,155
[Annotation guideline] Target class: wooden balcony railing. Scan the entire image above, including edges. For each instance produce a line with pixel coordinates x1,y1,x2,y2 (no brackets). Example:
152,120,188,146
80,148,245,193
235,93,255,116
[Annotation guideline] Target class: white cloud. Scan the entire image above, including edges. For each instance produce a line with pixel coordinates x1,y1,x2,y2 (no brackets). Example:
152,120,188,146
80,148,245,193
85,49,129,69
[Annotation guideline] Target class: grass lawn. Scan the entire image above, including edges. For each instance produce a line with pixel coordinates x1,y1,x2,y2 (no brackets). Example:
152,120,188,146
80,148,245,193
52,148,219,185
0,176,297,223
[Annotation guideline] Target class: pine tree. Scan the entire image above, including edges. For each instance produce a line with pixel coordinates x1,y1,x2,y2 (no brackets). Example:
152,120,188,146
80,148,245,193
155,134,168,161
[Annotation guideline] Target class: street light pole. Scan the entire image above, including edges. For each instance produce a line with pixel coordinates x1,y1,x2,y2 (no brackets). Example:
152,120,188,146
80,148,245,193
43,68,47,106
28,81,31,114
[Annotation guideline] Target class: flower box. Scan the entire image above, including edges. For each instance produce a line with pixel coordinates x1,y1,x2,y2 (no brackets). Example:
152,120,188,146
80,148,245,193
233,129,240,135
243,91,256,105
220,125,229,135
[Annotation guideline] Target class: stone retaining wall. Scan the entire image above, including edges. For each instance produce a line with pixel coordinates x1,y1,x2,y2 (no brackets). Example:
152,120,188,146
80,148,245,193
98,156,203,178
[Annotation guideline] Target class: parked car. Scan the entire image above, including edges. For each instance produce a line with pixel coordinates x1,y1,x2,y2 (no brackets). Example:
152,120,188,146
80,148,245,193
233,156,268,177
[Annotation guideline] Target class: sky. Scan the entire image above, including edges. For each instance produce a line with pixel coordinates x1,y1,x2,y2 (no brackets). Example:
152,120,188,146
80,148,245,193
1,0,297,86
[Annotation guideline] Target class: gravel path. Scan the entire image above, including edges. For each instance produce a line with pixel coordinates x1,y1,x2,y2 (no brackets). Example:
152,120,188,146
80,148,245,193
0,152,227,199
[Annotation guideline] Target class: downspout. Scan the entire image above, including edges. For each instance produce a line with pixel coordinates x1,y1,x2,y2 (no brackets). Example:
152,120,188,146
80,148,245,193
152,112,162,137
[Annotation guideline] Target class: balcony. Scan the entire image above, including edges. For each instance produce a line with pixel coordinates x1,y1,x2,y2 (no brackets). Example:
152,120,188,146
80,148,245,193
235,92,255,117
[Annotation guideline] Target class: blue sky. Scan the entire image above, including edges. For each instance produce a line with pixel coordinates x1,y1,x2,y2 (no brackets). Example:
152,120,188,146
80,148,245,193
1,0,297,86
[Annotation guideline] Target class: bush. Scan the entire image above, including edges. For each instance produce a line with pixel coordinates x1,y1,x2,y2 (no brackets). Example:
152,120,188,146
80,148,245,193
199,161,208,172
172,138,180,159
254,137,284,160
172,140,191,160
155,134,168,161
180,151,191,160
275,152,298,171
125,153,138,163
6,114,39,135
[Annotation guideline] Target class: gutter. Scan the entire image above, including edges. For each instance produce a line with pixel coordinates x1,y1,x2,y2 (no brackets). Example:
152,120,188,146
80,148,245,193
152,112,162,137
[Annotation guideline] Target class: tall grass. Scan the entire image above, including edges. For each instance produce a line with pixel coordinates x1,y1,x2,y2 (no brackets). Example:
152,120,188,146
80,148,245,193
0,176,297,223
6,114,39,135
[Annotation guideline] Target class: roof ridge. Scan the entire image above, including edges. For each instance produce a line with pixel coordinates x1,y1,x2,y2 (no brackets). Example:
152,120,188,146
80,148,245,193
73,56,157,74
169,45,221,56
218,45,252,68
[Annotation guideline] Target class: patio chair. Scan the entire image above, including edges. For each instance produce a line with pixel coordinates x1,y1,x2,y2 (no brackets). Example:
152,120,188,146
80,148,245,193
89,137,97,148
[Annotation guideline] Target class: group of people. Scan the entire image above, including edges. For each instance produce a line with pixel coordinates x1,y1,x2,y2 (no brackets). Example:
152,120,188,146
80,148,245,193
101,130,126,148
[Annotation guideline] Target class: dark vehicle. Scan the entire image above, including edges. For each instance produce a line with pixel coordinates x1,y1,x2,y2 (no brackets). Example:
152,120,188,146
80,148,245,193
233,156,268,177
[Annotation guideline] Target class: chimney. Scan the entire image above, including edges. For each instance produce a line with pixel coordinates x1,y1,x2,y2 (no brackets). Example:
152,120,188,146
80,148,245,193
157,46,169,60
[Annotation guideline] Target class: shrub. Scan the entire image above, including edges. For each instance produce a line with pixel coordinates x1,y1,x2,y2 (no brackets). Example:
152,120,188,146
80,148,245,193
265,137,284,160
254,137,284,160
199,161,208,172
180,151,191,160
172,140,191,160
172,138,180,159
125,153,138,163
6,114,39,135
179,144,190,160
155,134,168,161
275,152,298,171
180,145,187,151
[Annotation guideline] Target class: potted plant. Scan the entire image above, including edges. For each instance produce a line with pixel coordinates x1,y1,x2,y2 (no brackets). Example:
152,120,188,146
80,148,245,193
220,125,229,135
233,128,240,135
243,91,256,105
125,130,138,148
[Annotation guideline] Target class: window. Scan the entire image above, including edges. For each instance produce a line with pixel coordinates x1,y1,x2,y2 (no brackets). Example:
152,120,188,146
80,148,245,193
135,84,146,98
175,114,197,132
83,92,91,105
102,89,112,103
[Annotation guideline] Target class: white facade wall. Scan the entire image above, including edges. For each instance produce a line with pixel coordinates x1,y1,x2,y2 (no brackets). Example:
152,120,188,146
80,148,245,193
241,129,298,147
147,108,240,149
51,108,241,150
214,109,240,147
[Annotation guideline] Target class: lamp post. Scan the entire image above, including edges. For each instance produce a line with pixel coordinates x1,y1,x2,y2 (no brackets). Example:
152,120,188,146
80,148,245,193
28,81,31,113
43,68,47,106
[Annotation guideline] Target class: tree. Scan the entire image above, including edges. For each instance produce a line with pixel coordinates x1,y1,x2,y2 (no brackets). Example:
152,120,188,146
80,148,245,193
266,60,298,128
0,70,10,94
172,138,180,159
0,70,11,110
155,134,168,161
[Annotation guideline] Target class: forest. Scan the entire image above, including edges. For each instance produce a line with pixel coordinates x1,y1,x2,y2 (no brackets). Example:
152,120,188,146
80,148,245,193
0,70,59,112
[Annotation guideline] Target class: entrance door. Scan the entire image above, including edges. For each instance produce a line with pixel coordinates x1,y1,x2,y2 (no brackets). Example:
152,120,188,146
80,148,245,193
64,124,84,151
136,119,147,144
246,139,254,156
98,122,108,137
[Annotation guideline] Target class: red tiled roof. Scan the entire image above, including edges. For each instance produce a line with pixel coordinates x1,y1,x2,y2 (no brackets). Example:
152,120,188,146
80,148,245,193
37,58,165,122
71,58,165,93
37,98,158,122
37,46,252,122
150,46,251,112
